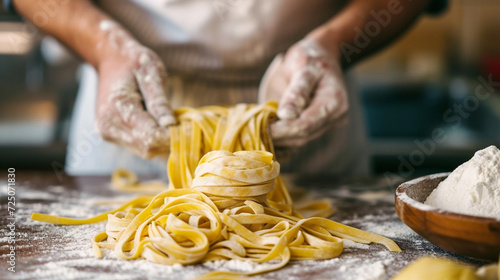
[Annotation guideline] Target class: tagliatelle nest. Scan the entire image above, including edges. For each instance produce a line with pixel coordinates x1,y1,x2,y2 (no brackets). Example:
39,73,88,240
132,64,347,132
32,102,400,279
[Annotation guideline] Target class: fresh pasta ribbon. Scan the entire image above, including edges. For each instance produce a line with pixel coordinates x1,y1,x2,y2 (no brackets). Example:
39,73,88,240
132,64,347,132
111,169,167,194
31,102,401,278
192,150,279,209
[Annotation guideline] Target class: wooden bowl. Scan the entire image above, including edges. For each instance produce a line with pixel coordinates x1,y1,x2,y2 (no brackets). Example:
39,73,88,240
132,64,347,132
395,173,500,261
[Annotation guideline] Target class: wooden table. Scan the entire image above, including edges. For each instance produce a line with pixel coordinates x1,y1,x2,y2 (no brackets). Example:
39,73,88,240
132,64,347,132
0,172,487,280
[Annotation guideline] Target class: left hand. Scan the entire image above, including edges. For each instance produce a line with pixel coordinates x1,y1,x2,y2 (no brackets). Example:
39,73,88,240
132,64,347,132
259,39,349,148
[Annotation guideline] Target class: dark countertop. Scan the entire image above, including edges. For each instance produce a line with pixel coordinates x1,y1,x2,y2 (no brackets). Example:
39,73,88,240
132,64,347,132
0,172,488,280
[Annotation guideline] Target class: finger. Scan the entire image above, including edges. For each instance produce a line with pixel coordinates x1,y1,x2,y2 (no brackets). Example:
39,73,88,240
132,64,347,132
96,111,137,152
104,80,171,157
299,74,348,124
107,77,144,124
125,104,171,158
270,119,306,140
98,114,170,158
277,63,323,120
133,123,171,158
271,74,348,146
134,51,176,127
99,111,170,158
271,114,348,148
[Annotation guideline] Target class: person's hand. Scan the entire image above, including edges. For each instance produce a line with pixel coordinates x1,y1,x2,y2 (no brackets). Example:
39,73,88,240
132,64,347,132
95,23,176,158
259,39,349,148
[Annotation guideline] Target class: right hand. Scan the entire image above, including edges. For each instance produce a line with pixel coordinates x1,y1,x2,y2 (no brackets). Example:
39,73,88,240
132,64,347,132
95,23,176,158
261,40,349,149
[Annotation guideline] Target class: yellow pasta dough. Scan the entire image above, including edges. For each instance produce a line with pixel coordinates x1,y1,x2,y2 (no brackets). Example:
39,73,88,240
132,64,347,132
31,102,401,278
391,257,481,280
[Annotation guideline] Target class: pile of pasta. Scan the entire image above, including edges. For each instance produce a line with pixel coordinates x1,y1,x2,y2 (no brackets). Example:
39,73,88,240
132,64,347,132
32,102,400,278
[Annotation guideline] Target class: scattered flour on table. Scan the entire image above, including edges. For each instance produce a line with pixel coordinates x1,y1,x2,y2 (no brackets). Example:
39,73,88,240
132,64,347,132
1,182,427,280
339,260,387,280
342,213,417,239
343,239,370,250
290,251,394,280
425,145,500,219
203,259,277,273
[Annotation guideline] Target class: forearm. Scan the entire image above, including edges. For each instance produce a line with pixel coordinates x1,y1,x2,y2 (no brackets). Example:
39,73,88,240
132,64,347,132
12,0,124,68
307,0,431,67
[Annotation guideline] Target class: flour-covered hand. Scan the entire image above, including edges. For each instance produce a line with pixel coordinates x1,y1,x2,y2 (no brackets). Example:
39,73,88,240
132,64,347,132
95,21,176,158
260,39,349,148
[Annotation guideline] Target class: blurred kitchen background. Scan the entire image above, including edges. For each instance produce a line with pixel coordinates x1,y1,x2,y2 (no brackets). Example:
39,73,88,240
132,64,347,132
0,0,499,177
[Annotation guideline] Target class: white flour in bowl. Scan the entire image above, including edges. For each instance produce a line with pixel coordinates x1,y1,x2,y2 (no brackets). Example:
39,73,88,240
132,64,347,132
424,145,500,219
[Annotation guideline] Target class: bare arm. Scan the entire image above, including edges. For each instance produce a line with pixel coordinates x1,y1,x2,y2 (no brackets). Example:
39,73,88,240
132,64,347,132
13,0,112,67
308,0,432,67
13,0,176,158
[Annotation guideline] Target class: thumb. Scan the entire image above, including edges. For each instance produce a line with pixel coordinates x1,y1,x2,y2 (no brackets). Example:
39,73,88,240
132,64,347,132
277,64,323,120
134,52,176,127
